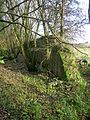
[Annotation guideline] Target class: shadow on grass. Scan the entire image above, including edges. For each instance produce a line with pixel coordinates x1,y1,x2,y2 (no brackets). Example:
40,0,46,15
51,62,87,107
3,56,56,85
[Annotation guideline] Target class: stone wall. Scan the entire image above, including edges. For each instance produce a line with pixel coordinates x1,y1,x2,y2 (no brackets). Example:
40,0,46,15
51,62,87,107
23,36,67,80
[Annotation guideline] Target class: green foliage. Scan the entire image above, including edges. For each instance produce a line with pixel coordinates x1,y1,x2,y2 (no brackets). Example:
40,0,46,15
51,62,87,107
0,59,4,64
0,43,89,120
21,100,42,120
0,56,4,64
0,47,8,57
0,72,88,120
60,45,82,82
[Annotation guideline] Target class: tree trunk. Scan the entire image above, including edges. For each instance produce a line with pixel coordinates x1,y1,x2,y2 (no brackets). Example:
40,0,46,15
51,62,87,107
60,0,65,39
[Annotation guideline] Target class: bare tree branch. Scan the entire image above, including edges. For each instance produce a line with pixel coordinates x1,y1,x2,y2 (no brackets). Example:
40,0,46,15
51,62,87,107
6,0,30,12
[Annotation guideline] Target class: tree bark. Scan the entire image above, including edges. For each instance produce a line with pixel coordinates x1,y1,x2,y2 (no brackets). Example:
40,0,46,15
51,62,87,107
60,0,65,40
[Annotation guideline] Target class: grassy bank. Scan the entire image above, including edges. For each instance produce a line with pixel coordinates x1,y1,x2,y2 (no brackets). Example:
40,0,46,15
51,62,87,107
0,59,89,120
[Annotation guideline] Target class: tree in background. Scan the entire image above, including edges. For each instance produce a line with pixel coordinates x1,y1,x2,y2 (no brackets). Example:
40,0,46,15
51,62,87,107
0,0,86,64
0,0,85,42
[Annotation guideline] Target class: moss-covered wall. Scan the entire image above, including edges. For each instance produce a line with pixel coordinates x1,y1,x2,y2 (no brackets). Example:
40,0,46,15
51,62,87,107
48,45,67,80
23,36,81,81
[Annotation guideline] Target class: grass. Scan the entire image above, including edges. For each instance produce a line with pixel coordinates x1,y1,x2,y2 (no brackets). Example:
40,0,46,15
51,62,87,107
0,61,89,120
0,44,89,120
73,45,90,120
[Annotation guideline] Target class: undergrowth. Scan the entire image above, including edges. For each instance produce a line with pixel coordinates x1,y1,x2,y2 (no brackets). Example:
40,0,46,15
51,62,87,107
0,47,89,120
0,71,88,120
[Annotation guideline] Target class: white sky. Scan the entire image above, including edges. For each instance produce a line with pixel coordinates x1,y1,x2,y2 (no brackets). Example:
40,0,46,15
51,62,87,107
77,0,90,43
38,0,90,43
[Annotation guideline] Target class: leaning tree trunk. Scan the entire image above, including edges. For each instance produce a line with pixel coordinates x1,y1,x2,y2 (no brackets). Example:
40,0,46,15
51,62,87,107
37,0,49,61
60,0,65,40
